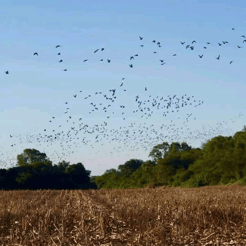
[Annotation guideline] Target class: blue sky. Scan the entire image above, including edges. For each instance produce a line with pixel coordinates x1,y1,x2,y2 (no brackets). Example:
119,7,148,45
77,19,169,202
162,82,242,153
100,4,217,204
0,0,245,176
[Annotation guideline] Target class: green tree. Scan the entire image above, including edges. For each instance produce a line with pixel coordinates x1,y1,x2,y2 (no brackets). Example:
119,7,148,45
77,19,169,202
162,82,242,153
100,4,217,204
16,149,52,167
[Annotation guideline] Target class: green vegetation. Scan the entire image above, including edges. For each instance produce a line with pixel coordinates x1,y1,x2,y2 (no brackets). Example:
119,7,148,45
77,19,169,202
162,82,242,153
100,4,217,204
0,126,246,190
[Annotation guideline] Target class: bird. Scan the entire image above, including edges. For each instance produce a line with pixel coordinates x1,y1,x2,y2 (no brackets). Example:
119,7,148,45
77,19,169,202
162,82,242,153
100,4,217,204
56,45,61,48
192,40,196,44
101,48,104,51
120,83,123,87
232,28,235,30
57,53,61,55
181,42,185,45
33,52,38,56
107,59,111,63
5,71,9,74
160,60,164,63
230,61,233,64
237,45,242,48
140,45,144,47
216,55,220,60
63,69,67,71
186,45,190,49
204,47,207,49
130,56,134,60
153,52,157,54
83,59,88,62
218,43,222,46
145,87,147,91
135,54,138,56
94,49,99,53
206,42,211,44
198,55,203,58
100,59,103,61
139,36,143,40
73,95,77,98
152,40,156,43
243,40,246,43
59,60,63,62
173,54,176,56
129,64,133,68
10,135,12,137
241,35,245,38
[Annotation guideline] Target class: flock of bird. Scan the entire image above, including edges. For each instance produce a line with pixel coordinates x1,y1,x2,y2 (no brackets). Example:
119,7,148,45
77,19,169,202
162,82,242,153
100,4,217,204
1,27,245,168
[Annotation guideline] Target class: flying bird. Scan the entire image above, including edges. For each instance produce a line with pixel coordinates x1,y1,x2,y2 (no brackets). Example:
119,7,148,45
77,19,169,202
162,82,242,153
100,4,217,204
107,59,111,63
94,49,99,53
216,55,220,60
101,48,104,51
241,35,245,38
33,52,38,56
145,87,147,91
140,45,144,47
237,45,242,48
230,61,233,64
129,64,133,68
57,53,61,55
120,83,123,87
59,60,63,62
152,40,156,43
198,54,203,58
192,40,196,44
63,69,67,71
173,54,176,56
5,71,9,74
130,56,134,60
206,42,211,44
139,36,143,40
181,42,185,45
83,59,88,62
218,43,222,46
232,28,235,30
56,45,61,48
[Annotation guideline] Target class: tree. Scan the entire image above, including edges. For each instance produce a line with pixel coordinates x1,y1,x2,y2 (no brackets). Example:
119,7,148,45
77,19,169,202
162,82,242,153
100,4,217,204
118,159,144,178
16,149,52,167
148,142,170,163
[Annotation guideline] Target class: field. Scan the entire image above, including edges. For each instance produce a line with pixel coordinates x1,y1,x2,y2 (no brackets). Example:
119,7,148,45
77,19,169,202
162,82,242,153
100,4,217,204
0,184,246,245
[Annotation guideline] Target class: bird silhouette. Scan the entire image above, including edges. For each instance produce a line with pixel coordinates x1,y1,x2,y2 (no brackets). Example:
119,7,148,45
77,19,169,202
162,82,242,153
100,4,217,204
129,64,133,68
73,95,77,98
218,43,222,46
160,60,164,63
57,53,61,55
192,40,196,44
232,28,235,30
120,83,123,87
204,47,207,49
230,61,233,64
152,40,156,43
139,36,143,40
173,54,176,56
56,45,61,48
241,35,245,38
101,48,104,51
100,59,103,61
5,71,9,74
59,60,63,63
237,45,242,48
186,45,190,49
181,42,185,45
94,49,99,53
107,59,111,63
153,52,157,54
145,87,147,91
243,40,246,43
198,54,203,58
130,56,134,60
83,59,88,62
216,55,220,60
63,69,67,71
140,45,144,47
206,42,211,44
33,52,38,56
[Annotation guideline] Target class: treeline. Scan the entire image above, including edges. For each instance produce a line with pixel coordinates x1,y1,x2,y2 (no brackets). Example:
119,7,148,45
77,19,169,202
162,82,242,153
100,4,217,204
93,125,246,189
1,126,246,190
0,149,97,190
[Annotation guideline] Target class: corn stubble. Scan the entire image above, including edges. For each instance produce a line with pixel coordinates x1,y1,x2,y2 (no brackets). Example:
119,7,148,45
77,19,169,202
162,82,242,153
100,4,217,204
0,184,246,245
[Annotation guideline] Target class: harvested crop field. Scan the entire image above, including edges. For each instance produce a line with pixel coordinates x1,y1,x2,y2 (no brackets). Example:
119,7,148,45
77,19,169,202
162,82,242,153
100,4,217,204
0,185,246,245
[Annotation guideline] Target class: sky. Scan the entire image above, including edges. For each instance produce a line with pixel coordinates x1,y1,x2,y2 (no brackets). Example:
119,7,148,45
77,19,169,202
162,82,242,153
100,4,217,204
0,0,245,176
